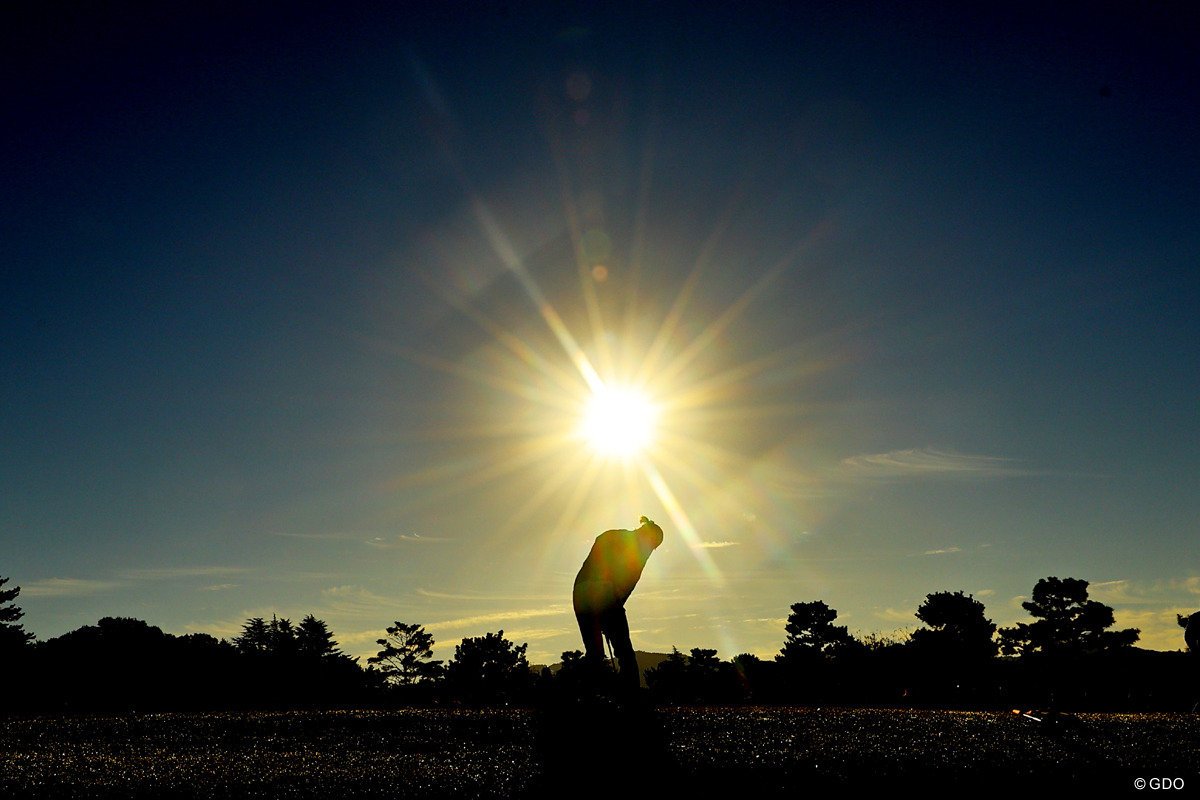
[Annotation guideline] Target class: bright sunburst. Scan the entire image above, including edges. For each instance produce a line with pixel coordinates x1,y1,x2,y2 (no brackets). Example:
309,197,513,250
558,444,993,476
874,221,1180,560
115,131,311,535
580,385,658,458
384,58,839,605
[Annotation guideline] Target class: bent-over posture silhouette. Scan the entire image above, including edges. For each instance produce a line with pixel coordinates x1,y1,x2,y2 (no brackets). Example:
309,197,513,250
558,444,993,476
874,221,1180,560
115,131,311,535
1187,611,1200,711
573,516,663,689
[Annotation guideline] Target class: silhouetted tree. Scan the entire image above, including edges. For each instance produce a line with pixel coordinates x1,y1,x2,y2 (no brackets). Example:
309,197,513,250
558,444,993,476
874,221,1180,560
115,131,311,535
234,617,271,653
0,575,34,651
911,591,997,660
642,647,744,704
445,630,531,706
860,630,911,651
296,615,342,659
231,614,373,708
553,648,601,682
234,615,302,655
904,592,1000,707
35,617,171,711
775,601,864,704
687,647,730,700
777,601,857,661
268,616,298,656
557,649,586,672
644,647,690,704
688,647,720,671
368,622,443,686
730,652,767,700
998,577,1139,656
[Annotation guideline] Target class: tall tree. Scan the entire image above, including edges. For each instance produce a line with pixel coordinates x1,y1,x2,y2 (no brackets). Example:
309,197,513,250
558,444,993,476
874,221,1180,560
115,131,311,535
234,617,270,653
643,647,689,703
296,615,342,659
0,576,34,650
777,600,857,662
445,630,530,705
998,577,1139,656
911,591,997,660
267,616,297,655
368,622,443,685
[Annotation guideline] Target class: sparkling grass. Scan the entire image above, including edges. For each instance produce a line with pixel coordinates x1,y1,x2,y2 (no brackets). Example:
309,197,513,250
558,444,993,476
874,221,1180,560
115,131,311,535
1,708,1196,797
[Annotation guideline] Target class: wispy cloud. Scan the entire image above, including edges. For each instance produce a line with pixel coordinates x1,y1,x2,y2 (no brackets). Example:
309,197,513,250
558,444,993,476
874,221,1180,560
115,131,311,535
365,533,452,548
270,531,353,540
839,448,1031,480
923,547,962,555
1109,607,1189,651
1089,577,1200,605
118,567,248,581
272,531,453,547
425,606,570,634
262,571,345,583
21,577,123,597
317,585,401,617
415,588,563,603
694,541,738,549
498,626,572,643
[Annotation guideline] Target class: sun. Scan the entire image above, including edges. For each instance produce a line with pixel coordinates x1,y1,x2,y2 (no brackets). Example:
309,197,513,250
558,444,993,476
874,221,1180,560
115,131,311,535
580,385,658,458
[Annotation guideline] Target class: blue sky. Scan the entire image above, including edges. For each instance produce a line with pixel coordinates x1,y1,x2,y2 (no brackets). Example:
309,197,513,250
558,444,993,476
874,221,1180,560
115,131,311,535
3,2,1198,665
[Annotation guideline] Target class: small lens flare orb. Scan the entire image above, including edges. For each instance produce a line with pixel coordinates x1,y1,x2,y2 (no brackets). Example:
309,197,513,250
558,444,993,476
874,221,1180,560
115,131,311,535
581,386,657,457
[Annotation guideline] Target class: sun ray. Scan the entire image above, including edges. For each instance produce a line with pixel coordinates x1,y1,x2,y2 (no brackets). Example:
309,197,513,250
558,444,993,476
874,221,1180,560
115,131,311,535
667,341,832,409
548,132,615,385
415,269,588,399
385,433,571,505
652,261,787,390
494,451,592,538
636,454,723,583
383,342,582,413
636,191,745,385
623,74,664,338
413,60,606,399
396,57,839,599
551,453,608,538
474,450,598,566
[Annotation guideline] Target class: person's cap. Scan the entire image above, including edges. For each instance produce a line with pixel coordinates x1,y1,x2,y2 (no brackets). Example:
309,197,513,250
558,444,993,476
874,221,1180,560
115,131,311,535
638,516,663,548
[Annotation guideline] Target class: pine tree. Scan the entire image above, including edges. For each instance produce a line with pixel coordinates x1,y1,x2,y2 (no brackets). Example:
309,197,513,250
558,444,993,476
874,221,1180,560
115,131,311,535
0,576,34,650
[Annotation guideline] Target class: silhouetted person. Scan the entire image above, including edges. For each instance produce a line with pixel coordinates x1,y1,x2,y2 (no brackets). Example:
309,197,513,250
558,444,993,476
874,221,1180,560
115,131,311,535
573,516,663,690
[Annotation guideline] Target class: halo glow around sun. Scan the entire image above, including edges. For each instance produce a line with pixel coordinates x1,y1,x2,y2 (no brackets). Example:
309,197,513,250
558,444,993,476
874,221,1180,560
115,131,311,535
580,385,658,457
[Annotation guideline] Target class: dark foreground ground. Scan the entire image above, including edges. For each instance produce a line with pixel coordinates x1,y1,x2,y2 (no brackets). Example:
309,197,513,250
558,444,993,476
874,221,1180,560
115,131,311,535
2,707,1197,798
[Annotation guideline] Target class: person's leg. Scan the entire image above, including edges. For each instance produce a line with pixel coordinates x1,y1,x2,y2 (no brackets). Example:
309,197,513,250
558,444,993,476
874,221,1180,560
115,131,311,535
576,609,605,662
601,606,640,690
573,581,610,664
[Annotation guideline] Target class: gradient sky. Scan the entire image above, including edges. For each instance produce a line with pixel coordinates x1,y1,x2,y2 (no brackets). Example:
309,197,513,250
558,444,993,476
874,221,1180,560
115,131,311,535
4,2,1198,666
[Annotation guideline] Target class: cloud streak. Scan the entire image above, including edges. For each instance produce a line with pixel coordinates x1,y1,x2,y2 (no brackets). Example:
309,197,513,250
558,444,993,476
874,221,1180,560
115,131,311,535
839,448,1030,480
365,534,453,548
118,567,249,581
21,578,123,597
425,606,570,633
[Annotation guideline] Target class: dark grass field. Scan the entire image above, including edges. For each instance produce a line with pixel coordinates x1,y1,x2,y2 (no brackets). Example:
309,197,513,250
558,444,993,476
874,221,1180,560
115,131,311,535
2,707,1197,798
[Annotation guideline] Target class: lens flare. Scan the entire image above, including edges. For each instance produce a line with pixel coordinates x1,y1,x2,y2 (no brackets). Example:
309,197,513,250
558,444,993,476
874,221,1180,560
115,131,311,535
580,385,657,457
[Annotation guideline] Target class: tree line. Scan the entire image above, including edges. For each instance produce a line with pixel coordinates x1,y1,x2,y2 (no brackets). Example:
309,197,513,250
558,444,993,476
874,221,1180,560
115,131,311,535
0,574,1193,712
